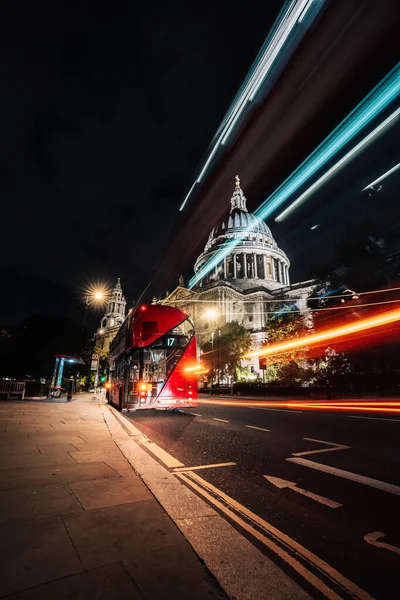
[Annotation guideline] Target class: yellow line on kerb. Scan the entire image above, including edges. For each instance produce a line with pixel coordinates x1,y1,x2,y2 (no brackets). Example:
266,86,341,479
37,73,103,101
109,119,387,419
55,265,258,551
178,472,373,600
173,462,236,473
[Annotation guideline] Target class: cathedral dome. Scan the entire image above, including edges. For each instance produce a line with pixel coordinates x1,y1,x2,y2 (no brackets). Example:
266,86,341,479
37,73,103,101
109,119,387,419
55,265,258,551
194,177,290,290
207,209,272,247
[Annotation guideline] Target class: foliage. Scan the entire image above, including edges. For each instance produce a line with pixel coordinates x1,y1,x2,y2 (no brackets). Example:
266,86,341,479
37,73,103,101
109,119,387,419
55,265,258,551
314,347,352,390
264,305,310,366
201,321,252,383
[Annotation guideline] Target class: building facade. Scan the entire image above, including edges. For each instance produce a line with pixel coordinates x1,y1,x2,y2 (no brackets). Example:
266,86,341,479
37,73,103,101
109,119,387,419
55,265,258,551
162,177,314,378
95,279,127,352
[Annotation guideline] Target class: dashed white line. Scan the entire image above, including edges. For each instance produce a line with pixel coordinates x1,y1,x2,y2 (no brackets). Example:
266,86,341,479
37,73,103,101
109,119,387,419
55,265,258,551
181,411,202,417
213,418,229,423
245,425,270,432
348,416,400,423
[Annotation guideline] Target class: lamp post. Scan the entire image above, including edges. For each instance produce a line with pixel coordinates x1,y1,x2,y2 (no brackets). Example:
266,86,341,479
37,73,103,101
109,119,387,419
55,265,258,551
204,308,220,395
211,331,215,394
217,328,221,395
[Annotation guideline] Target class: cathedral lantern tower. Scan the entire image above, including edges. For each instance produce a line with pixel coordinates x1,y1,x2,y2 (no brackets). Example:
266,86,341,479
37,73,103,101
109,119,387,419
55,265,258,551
100,278,126,331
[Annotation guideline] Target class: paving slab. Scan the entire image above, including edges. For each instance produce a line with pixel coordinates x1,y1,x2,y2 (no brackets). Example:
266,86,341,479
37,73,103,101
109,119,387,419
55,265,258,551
69,474,152,510
63,499,183,570
0,483,82,525
69,449,122,463
36,442,80,453
1,444,41,456
0,453,76,471
103,458,136,476
124,541,225,599
0,516,82,596
2,562,143,600
0,461,119,490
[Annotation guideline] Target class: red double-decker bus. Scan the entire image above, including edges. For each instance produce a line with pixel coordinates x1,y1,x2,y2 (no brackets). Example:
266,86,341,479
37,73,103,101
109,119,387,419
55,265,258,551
108,304,198,411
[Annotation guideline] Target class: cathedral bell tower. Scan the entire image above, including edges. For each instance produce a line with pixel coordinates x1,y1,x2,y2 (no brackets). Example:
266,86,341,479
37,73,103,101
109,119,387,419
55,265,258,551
100,278,126,331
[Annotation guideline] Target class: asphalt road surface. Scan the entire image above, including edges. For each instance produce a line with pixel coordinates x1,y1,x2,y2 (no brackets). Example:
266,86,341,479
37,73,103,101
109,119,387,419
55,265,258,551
125,397,400,599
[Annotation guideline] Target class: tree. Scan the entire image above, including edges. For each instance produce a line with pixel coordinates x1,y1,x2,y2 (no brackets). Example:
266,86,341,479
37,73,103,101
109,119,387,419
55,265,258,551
200,321,252,385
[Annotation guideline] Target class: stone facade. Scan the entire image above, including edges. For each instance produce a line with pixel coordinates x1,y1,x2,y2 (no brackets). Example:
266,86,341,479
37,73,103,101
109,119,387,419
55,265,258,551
95,279,127,352
162,178,314,378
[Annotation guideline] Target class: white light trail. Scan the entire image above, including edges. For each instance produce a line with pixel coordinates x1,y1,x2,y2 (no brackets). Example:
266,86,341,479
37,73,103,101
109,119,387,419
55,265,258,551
362,161,400,191
179,0,327,208
275,106,400,222
298,0,314,23
179,181,197,211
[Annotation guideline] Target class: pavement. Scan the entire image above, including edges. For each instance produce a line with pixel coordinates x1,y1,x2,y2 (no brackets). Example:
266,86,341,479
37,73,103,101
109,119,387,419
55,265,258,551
0,394,226,600
124,397,400,600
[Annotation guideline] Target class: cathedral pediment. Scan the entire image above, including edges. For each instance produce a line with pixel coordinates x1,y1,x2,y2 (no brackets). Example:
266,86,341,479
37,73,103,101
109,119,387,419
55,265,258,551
163,286,196,302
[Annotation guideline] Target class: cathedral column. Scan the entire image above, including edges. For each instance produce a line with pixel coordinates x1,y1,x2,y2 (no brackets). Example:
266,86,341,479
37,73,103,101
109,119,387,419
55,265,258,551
233,255,237,278
243,253,247,278
223,258,227,279
263,255,267,279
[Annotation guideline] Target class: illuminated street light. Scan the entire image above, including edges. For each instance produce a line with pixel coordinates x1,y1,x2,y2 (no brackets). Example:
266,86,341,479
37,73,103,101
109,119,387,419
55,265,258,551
81,283,110,330
204,308,219,320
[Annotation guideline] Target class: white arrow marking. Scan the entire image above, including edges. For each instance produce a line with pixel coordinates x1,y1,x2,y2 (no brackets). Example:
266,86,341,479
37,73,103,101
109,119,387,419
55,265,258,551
264,475,342,508
292,437,351,457
364,531,400,555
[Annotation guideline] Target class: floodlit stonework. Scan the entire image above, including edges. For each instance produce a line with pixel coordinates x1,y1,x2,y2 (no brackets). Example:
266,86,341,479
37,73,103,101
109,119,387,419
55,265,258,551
162,178,314,377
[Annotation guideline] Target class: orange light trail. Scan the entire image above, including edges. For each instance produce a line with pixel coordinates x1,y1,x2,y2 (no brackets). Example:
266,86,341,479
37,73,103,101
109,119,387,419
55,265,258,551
244,307,400,359
196,398,400,414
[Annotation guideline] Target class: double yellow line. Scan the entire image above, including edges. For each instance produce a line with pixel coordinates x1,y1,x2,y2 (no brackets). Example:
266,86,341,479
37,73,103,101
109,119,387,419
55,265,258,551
175,471,373,600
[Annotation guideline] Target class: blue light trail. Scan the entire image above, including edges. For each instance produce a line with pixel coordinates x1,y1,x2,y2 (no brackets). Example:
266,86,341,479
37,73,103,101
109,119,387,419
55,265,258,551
179,0,328,211
188,63,400,289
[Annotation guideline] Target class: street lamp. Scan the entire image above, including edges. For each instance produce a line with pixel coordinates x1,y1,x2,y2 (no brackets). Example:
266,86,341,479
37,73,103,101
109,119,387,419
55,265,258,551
81,285,109,330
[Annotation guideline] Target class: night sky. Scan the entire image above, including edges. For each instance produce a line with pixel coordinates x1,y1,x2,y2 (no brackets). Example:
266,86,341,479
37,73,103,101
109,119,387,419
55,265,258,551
1,1,399,330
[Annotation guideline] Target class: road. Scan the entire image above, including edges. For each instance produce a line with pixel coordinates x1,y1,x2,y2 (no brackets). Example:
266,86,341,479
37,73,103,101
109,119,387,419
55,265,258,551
125,396,400,599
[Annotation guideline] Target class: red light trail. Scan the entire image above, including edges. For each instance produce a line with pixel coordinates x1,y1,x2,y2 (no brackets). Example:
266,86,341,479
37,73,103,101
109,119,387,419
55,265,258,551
244,307,400,360
196,398,400,414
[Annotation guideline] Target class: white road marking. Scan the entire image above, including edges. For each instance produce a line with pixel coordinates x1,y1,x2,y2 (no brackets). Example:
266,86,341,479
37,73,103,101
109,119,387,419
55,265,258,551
245,425,270,432
364,531,400,555
292,437,350,457
264,475,342,508
212,418,229,423
349,416,400,423
173,462,236,472
178,410,202,417
287,457,400,496
179,471,373,600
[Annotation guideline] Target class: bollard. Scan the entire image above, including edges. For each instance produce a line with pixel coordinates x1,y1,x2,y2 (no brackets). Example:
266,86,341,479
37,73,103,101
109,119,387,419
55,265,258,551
67,376,74,401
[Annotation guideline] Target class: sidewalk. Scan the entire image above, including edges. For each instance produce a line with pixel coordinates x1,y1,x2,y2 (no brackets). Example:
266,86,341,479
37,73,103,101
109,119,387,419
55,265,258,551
0,395,225,599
